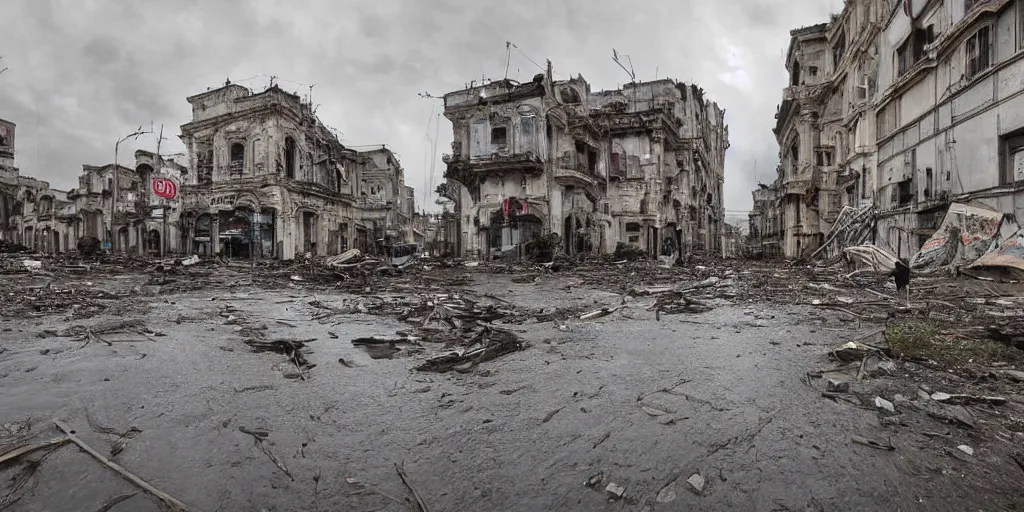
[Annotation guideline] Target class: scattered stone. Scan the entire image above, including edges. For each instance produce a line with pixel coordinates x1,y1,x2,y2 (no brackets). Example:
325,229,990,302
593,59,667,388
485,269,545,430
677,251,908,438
655,482,677,503
687,473,705,494
605,482,625,499
826,379,849,393
1003,370,1024,382
957,445,974,456
874,397,895,413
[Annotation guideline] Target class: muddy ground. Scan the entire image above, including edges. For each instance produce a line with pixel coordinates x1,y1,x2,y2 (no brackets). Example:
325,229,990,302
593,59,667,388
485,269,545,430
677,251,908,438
1,262,1023,512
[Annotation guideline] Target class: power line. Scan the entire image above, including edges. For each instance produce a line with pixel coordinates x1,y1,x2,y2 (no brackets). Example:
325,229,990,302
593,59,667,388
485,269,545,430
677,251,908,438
509,42,545,72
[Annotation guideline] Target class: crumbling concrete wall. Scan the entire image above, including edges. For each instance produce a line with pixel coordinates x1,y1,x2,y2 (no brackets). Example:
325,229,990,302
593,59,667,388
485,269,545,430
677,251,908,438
441,67,730,260
178,83,412,260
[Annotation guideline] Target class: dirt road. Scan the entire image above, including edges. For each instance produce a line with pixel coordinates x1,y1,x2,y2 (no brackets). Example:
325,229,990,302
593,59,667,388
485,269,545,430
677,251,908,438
1,272,1021,511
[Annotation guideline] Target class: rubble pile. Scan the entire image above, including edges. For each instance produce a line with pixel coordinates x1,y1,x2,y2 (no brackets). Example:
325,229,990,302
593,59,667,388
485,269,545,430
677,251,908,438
0,280,132,320
308,290,537,372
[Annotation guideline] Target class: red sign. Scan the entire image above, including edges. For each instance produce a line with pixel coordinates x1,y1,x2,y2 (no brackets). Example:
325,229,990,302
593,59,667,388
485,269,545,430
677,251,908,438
152,178,177,199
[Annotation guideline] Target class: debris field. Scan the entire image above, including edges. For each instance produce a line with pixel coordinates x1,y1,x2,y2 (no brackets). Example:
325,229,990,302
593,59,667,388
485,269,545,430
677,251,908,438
1,251,1023,511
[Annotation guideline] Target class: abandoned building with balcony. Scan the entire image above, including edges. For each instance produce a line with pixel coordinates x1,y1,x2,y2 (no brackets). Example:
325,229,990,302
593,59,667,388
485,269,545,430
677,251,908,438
178,82,414,260
437,61,729,260
764,0,885,259
753,0,1024,261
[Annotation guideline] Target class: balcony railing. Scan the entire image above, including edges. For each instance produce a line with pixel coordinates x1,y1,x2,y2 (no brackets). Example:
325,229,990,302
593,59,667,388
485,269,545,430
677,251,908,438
552,167,597,185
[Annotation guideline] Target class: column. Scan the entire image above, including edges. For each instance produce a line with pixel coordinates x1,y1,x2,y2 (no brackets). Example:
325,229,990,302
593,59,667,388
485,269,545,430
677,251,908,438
211,215,220,255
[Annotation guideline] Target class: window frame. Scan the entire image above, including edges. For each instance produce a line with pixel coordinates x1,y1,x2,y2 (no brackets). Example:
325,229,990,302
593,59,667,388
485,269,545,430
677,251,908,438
965,24,993,80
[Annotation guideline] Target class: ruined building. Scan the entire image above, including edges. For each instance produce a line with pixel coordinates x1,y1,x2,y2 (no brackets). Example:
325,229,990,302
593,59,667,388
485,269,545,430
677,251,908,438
755,0,1024,261
61,150,189,255
177,82,414,259
0,118,74,252
438,62,728,260
871,0,1024,258
748,183,783,258
759,0,886,259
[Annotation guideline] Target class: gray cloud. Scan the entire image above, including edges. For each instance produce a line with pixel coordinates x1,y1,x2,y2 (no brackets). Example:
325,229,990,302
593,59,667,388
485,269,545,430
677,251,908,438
0,0,840,212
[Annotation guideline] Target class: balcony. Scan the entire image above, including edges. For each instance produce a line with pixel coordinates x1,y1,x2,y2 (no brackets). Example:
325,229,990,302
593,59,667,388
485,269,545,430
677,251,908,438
553,167,598,187
443,152,544,182
781,179,811,196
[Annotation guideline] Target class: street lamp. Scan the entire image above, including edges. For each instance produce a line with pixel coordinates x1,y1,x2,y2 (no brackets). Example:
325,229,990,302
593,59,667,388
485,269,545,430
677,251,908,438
109,125,152,251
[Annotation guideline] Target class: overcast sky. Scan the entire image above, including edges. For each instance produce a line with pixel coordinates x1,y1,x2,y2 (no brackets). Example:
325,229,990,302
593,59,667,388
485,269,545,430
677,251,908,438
0,0,840,215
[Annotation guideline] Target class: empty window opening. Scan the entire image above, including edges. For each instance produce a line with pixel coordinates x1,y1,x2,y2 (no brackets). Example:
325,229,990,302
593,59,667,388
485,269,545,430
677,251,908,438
925,167,933,198
229,142,245,176
815,148,834,167
1000,128,1024,185
284,137,297,179
897,179,913,206
490,126,507,146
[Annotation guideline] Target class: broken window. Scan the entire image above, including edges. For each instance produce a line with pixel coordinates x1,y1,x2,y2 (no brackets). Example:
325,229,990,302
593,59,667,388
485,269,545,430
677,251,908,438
999,129,1024,185
897,39,912,76
814,148,834,167
490,126,507,146
284,137,297,179
519,115,536,153
230,142,245,176
791,61,801,86
199,149,213,185
924,167,933,198
558,87,582,104
610,152,621,173
966,25,992,79
911,27,932,62
587,149,597,173
897,179,913,206
809,66,818,77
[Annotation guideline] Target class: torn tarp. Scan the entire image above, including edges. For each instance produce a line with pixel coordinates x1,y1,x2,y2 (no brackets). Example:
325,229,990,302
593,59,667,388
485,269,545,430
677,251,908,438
961,215,1024,281
910,202,1002,271
842,244,898,272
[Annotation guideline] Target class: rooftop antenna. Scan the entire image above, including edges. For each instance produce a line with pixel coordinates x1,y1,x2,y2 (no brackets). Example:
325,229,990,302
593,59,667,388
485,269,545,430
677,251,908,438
612,48,636,83
504,42,512,80
268,75,277,89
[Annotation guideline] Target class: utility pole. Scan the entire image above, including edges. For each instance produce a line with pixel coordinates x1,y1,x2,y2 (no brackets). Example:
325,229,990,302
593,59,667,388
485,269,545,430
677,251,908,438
110,126,152,251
